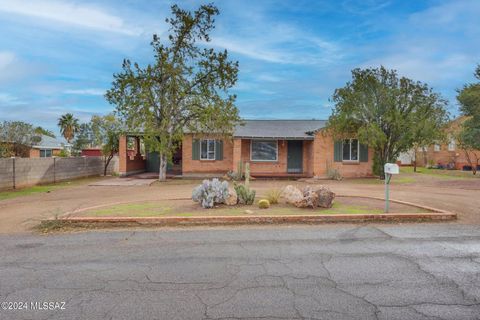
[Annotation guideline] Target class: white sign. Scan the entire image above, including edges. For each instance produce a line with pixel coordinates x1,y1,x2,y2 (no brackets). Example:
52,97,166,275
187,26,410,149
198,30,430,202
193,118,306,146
384,163,399,175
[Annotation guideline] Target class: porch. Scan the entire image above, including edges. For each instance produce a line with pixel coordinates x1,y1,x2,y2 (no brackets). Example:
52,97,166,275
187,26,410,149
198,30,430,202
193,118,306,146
233,138,314,178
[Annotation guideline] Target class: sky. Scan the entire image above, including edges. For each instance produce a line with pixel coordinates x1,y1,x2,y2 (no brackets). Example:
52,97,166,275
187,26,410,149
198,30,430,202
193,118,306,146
0,0,479,135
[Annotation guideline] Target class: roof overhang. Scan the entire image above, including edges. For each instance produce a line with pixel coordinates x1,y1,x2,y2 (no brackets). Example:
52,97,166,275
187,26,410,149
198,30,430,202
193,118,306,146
233,136,314,140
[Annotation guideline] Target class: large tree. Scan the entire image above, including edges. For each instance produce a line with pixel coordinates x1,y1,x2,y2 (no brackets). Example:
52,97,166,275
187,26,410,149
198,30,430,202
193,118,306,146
327,66,449,178
90,113,124,175
72,123,94,155
106,4,240,180
457,64,480,175
58,113,80,143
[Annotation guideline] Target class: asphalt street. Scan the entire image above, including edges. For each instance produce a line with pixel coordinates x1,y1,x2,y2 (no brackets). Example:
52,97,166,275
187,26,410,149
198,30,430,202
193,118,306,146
1,224,480,320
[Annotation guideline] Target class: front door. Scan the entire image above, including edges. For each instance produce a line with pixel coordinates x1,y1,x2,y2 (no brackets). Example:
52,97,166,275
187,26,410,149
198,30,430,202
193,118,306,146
287,141,303,173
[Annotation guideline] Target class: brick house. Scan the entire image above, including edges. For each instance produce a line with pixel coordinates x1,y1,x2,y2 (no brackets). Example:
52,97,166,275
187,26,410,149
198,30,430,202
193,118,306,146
412,117,480,170
119,120,374,178
1,135,69,158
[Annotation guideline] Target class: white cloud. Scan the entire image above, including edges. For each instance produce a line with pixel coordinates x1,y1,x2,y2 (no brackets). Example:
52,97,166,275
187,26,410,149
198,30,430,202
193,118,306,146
0,92,26,105
0,51,15,69
64,88,105,96
0,0,141,35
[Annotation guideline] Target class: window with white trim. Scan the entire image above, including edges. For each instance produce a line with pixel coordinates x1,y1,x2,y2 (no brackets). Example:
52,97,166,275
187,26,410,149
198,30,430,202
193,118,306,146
434,144,440,152
200,139,215,160
251,140,278,161
40,149,52,157
342,139,359,161
448,138,456,151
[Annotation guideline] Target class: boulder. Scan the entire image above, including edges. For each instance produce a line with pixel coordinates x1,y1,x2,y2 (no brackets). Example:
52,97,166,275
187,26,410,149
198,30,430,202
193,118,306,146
225,188,238,206
244,209,254,214
314,185,335,208
282,185,304,206
301,186,320,208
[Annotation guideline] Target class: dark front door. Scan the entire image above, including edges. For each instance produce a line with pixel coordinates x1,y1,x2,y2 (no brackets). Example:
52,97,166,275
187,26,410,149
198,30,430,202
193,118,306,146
287,141,303,173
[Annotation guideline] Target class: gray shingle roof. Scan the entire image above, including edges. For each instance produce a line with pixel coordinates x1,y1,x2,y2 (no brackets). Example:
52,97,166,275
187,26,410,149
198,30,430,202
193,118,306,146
233,120,327,140
32,135,69,149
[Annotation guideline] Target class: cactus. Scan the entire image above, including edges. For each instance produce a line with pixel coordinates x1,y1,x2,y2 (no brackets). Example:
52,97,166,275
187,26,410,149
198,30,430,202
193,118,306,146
236,160,244,180
244,162,250,189
192,178,230,208
258,199,270,209
234,183,256,205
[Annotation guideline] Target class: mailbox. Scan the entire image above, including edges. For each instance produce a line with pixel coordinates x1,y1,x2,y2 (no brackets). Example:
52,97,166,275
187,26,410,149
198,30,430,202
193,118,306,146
384,163,399,175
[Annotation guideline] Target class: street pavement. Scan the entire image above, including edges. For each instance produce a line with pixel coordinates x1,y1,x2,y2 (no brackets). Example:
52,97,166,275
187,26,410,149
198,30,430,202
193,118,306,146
1,224,480,320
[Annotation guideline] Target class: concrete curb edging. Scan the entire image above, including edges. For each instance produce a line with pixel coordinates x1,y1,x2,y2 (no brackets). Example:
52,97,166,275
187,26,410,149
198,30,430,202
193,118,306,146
58,211,456,226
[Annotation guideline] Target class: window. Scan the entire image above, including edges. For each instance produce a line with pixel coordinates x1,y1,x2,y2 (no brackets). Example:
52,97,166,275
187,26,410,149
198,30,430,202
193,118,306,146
434,144,440,152
342,139,359,161
200,139,215,160
251,140,278,161
40,149,52,157
448,138,456,151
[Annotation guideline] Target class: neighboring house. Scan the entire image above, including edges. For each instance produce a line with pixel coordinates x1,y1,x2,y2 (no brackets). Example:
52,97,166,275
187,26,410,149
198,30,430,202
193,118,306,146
1,135,70,158
81,148,103,157
409,117,480,170
29,135,70,158
119,120,374,178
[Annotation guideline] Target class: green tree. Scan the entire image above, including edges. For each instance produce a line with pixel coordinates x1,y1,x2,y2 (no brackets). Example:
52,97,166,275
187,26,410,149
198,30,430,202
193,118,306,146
90,113,124,175
106,4,240,181
58,113,79,143
457,64,480,175
72,123,93,155
0,121,40,157
327,66,449,178
34,126,56,138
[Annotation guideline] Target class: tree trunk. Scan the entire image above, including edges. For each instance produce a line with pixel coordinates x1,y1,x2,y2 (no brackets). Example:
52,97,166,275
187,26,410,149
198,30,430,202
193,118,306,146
104,154,114,176
413,149,417,173
158,153,167,181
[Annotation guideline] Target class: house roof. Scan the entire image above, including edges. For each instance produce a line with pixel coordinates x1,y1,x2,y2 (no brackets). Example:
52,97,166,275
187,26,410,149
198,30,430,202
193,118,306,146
32,135,69,149
233,120,327,140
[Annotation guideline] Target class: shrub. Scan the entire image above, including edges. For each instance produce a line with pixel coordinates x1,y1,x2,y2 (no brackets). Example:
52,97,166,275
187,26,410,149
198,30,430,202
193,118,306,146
327,168,343,181
234,183,256,205
192,178,229,208
264,188,282,204
258,199,270,209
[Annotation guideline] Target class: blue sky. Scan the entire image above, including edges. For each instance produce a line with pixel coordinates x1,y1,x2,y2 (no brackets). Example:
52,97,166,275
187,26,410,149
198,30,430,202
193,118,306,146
0,0,479,135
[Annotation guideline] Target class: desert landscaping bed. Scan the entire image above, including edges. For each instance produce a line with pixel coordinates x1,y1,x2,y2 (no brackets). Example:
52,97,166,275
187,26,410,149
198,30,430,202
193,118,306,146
69,196,430,218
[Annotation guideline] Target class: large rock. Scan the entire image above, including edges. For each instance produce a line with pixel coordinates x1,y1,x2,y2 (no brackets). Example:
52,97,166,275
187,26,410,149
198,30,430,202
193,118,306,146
314,185,335,208
225,188,238,206
283,185,303,205
301,186,320,208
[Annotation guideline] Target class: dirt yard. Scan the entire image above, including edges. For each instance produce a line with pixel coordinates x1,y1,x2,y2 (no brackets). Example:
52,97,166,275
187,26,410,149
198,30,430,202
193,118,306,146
0,171,479,234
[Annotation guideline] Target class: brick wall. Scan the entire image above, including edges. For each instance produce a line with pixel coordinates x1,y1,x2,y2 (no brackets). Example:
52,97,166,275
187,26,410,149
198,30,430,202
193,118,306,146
0,156,119,190
182,134,233,173
240,139,288,174
119,135,146,176
312,132,374,178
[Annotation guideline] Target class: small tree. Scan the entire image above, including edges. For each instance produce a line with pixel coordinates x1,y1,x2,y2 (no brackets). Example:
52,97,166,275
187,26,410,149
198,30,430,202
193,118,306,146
34,126,56,138
90,113,124,175
327,66,449,178
457,64,480,175
58,113,80,143
106,4,240,181
72,123,93,155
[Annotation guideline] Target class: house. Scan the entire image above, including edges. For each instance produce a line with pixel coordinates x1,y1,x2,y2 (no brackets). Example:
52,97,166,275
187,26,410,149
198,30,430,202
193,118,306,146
118,120,374,178
1,134,69,158
409,117,480,170
29,135,70,158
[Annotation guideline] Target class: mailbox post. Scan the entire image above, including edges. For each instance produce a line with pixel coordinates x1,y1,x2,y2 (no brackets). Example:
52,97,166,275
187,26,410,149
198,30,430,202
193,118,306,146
384,163,399,213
